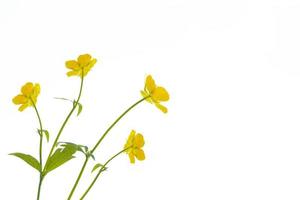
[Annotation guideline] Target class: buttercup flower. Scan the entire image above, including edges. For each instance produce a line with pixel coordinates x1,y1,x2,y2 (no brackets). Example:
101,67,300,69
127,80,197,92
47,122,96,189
141,75,169,113
12,82,40,111
65,54,97,77
124,130,145,164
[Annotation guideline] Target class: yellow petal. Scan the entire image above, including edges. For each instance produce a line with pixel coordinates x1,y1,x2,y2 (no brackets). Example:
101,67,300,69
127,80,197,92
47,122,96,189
83,59,96,76
12,95,27,105
134,149,145,161
65,60,79,69
21,82,34,95
124,130,136,149
31,85,40,104
129,130,136,140
145,75,156,93
88,58,97,69
140,90,152,103
33,84,40,96
129,152,135,164
83,66,91,76
18,104,28,112
152,87,169,102
155,103,168,113
78,54,92,65
134,134,145,148
66,70,80,77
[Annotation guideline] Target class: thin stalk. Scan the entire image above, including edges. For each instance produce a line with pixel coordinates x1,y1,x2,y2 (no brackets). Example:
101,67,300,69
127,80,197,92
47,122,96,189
80,148,128,199
43,73,84,172
91,97,148,154
67,156,89,200
32,101,44,200
67,97,148,200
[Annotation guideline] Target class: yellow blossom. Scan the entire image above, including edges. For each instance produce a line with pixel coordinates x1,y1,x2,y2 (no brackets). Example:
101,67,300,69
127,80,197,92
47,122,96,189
12,82,40,111
124,130,145,164
65,54,97,77
141,75,169,113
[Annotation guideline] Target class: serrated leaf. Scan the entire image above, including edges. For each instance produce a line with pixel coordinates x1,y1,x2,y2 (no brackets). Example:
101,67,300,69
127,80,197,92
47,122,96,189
43,144,77,175
82,146,88,152
44,142,90,175
9,153,40,172
91,163,107,173
58,142,88,155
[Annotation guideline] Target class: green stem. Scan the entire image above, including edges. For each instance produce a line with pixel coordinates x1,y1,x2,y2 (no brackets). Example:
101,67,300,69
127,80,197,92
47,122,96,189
67,157,89,200
80,148,128,199
43,74,84,172
36,176,43,200
67,97,147,200
32,102,44,200
91,97,147,154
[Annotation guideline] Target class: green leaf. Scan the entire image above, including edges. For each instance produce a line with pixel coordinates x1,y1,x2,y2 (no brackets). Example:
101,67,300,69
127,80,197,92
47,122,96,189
38,129,50,142
9,153,40,172
57,142,96,160
90,153,96,160
54,97,73,102
77,102,83,116
43,144,77,175
43,130,50,142
58,142,88,155
55,97,83,116
73,100,83,116
91,163,107,173
44,142,90,175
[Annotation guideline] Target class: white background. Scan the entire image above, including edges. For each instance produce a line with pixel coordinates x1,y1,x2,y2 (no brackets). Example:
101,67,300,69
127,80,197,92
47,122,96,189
0,0,300,199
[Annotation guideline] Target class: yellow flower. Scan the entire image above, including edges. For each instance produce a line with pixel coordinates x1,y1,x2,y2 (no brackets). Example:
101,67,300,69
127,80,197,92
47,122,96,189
141,75,169,113
124,130,145,164
12,82,40,111
65,54,97,77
